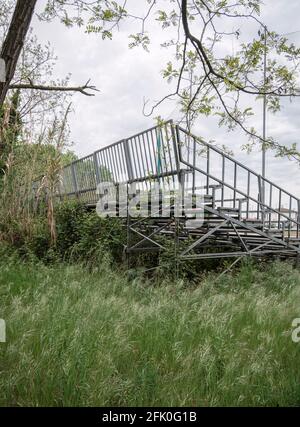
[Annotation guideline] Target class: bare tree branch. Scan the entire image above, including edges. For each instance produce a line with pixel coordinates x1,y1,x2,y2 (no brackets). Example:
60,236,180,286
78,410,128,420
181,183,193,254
9,79,99,97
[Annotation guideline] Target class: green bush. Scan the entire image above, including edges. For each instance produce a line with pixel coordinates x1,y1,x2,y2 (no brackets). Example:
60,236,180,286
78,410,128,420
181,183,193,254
23,220,50,261
55,201,88,256
0,200,126,268
55,201,126,267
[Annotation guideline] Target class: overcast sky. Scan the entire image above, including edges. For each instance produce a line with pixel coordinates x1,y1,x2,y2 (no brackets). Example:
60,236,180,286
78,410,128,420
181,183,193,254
32,0,300,197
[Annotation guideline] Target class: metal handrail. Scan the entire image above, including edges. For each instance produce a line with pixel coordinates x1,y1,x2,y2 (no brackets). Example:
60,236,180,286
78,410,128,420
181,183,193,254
176,125,299,203
176,125,300,238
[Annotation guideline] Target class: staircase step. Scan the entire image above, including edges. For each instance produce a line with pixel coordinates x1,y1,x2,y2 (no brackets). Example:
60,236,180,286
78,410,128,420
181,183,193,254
218,207,240,212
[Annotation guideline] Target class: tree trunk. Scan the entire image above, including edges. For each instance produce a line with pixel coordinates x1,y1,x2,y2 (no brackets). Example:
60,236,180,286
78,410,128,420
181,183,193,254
0,0,37,107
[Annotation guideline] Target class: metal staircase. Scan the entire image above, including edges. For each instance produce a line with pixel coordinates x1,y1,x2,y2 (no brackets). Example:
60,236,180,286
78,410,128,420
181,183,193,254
54,120,300,262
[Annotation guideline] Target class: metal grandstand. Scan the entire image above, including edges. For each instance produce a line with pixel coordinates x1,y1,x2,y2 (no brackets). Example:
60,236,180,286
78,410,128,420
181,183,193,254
54,120,300,262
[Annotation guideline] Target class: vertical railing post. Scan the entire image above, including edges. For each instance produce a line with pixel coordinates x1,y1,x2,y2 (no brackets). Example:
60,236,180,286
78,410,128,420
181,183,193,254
192,136,196,194
173,124,181,176
93,152,101,205
247,171,250,219
178,169,185,218
93,152,101,184
258,175,263,222
278,189,282,231
71,163,79,199
206,147,210,195
174,125,182,207
221,155,225,207
288,197,292,239
233,163,237,209
123,139,134,182
269,184,273,229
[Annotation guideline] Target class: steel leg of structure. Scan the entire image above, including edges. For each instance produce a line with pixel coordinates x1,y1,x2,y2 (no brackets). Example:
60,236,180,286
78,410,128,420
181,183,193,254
179,206,300,261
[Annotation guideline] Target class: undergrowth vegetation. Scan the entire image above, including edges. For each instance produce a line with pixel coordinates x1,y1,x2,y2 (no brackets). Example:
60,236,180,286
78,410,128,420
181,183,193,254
0,254,300,406
1,201,127,269
0,199,227,279
1,200,300,406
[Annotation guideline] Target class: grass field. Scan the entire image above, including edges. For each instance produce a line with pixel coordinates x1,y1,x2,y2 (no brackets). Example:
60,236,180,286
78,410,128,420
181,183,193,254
0,256,300,407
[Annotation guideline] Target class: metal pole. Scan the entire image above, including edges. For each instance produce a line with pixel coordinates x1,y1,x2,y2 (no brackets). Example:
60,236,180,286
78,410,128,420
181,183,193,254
261,25,267,220
262,26,267,180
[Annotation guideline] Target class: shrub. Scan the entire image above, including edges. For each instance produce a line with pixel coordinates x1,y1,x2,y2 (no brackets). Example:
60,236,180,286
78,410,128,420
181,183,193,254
55,201,88,256
55,201,126,267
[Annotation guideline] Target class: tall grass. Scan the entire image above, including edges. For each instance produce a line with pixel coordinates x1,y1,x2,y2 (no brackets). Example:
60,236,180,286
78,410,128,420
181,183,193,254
0,256,300,406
